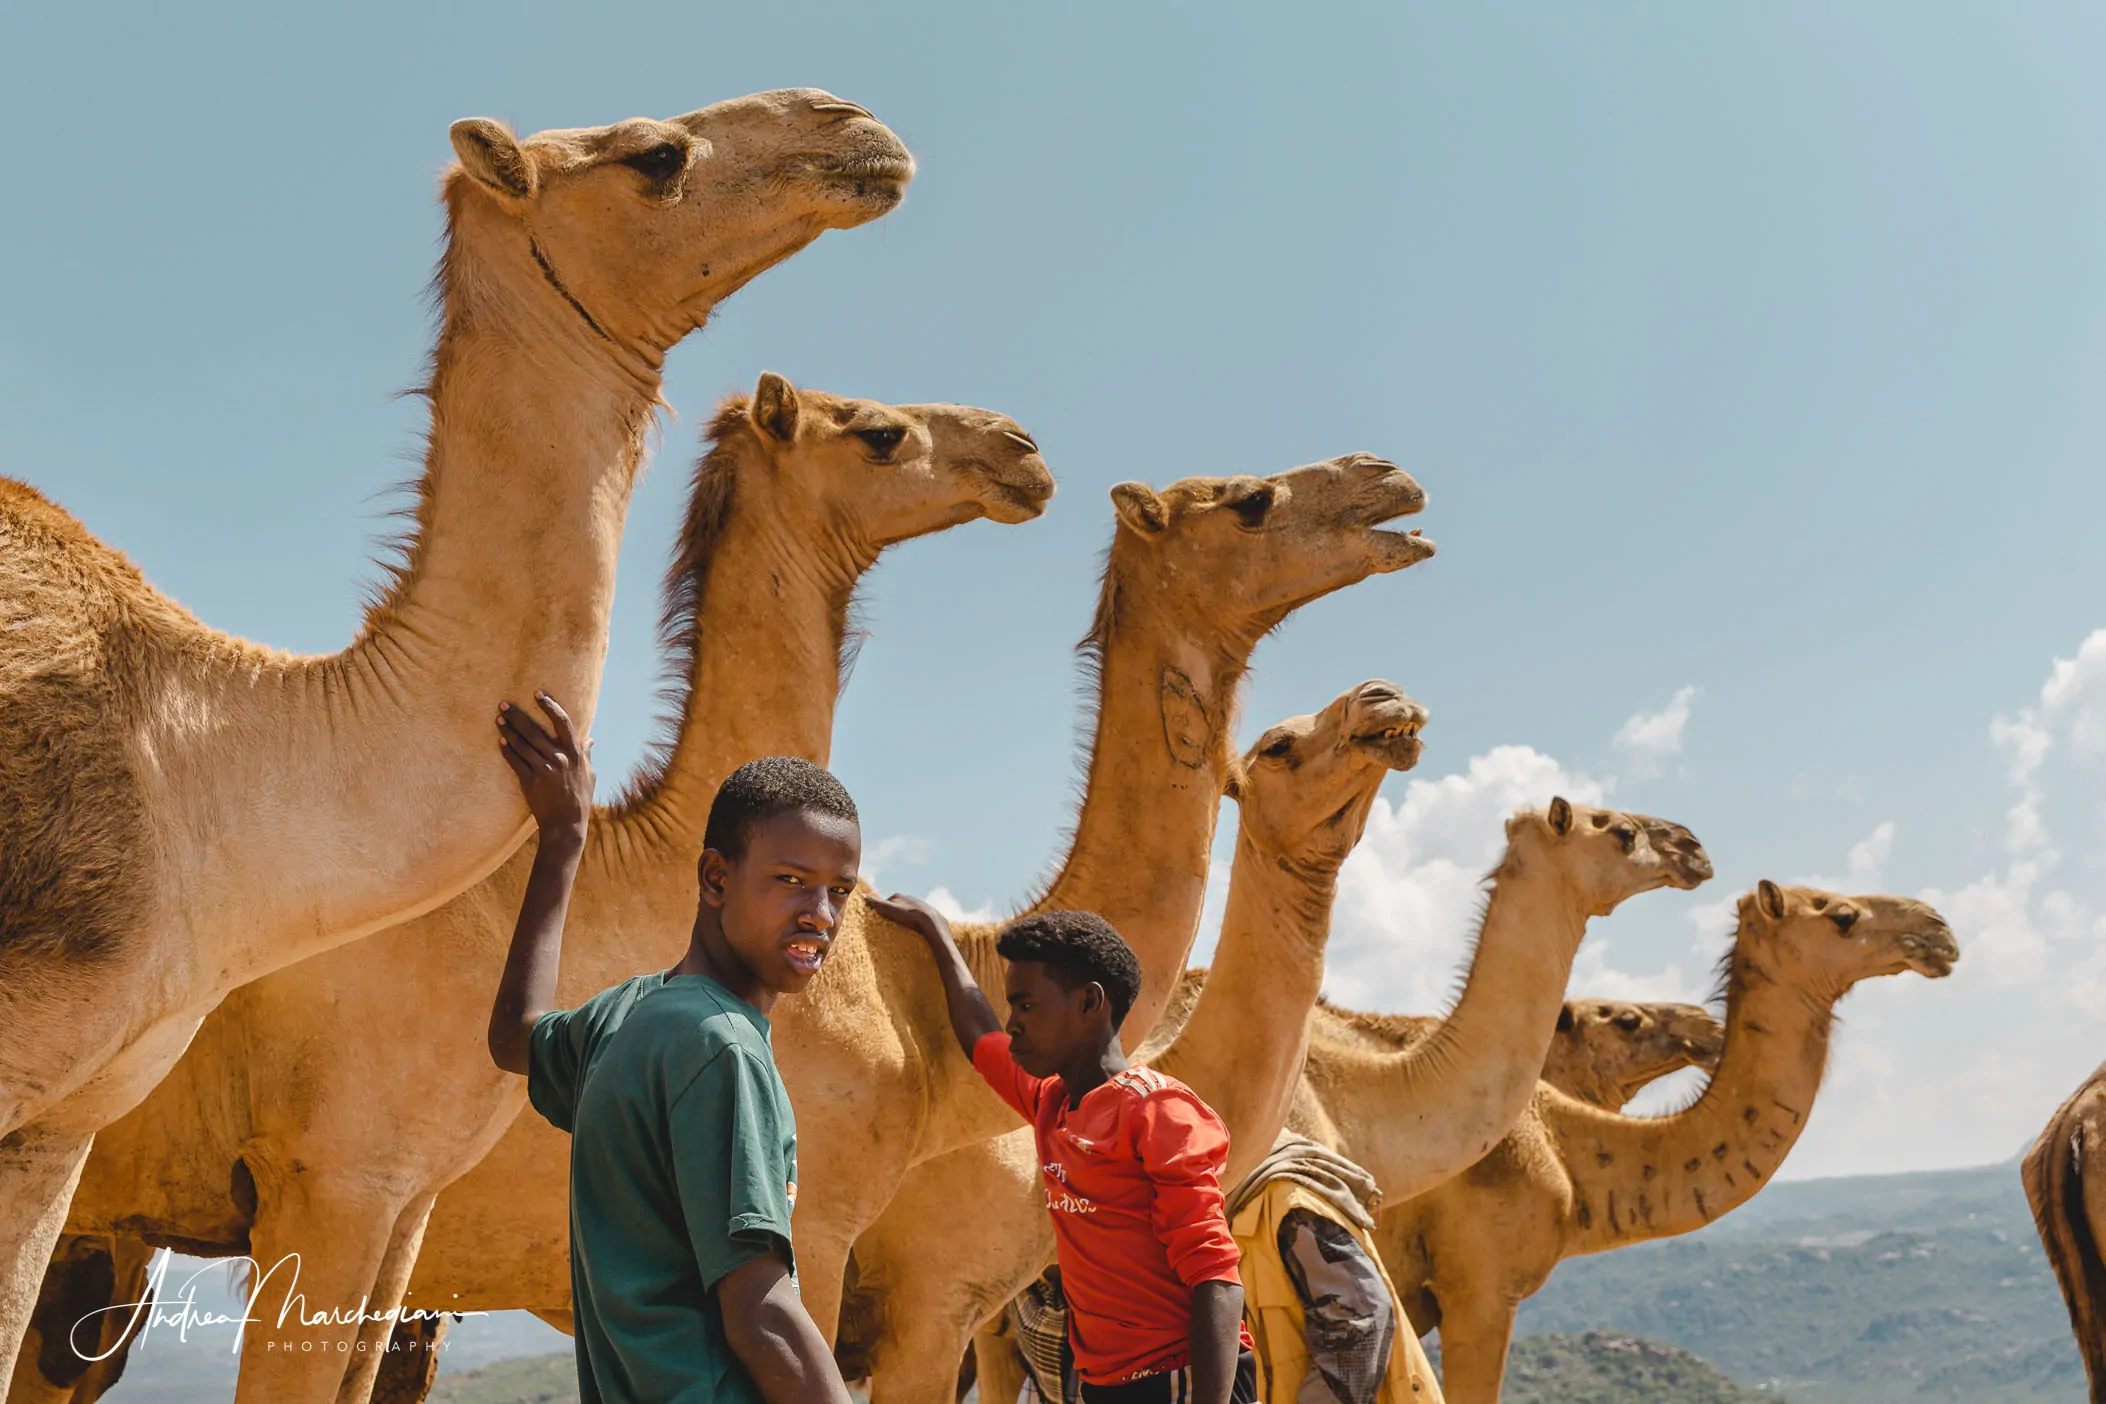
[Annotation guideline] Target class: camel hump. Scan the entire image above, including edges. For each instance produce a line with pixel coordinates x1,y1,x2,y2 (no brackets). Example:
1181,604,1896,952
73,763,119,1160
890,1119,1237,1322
1,481,158,964
2023,1076,2106,1400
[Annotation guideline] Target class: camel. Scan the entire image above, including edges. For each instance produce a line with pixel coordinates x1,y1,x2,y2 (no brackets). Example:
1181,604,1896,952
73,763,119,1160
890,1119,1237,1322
847,678,1431,1402
858,790,1713,1401
2022,1061,2106,1402
1375,882,1958,1404
397,455,1439,1363
0,88,911,1376
1540,999,1723,1110
21,380,1050,1404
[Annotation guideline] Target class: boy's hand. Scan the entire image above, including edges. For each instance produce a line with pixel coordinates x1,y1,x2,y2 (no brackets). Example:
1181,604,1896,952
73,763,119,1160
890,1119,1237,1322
498,692,593,838
867,892,953,947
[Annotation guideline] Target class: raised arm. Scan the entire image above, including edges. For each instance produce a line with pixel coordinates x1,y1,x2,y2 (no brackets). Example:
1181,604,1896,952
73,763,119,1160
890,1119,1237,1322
485,693,594,1074
867,893,1001,1057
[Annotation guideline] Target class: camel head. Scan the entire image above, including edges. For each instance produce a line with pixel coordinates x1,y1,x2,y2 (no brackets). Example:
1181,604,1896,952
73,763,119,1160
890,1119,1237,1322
1227,679,1428,872
1505,800,1715,918
1550,999,1725,1099
1732,882,1959,999
720,373,1054,549
1106,453,1434,641
447,89,912,359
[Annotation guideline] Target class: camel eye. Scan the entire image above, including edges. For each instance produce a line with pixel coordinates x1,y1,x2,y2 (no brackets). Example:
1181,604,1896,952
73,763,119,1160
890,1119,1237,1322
1612,825,1637,853
1614,1011,1642,1031
1260,733,1295,759
1830,908,1859,933
624,143,687,180
853,427,907,459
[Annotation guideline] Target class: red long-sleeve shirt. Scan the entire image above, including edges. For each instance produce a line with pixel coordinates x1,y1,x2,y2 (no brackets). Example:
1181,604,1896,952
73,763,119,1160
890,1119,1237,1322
972,1031,1248,1385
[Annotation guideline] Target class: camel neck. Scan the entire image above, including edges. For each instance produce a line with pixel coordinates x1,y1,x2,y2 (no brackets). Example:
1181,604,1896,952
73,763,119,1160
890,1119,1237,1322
1033,588,1246,1053
1150,824,1336,1183
1321,841,1591,1204
171,212,659,984
605,466,872,858
1550,944,1834,1255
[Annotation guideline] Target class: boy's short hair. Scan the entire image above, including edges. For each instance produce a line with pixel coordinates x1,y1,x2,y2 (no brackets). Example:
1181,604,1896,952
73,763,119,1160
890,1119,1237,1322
997,910,1143,1028
703,756,860,861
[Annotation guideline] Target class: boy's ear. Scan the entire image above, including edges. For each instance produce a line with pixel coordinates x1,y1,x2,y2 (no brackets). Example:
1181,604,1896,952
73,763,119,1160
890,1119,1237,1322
697,848,730,906
1082,981,1110,1021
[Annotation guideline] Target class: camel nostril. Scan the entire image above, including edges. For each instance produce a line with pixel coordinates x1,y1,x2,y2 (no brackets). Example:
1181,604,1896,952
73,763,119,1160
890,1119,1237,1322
810,100,876,121
1001,430,1039,454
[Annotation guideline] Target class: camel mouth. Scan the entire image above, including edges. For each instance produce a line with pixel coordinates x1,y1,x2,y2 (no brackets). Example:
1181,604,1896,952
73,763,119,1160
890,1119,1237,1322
1361,475,1435,569
973,455,1056,524
1640,820,1713,889
808,154,916,206
1354,731,1424,769
1900,930,1959,978
1349,701,1428,769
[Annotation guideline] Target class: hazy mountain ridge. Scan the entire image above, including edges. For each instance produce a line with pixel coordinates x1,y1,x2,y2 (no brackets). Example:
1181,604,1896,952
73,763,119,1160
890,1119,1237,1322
1513,1159,2084,1402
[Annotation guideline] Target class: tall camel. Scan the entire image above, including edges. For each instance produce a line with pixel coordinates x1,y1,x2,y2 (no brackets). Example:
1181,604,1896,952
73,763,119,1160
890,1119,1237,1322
970,997,1723,1404
403,455,1438,1349
1380,882,1958,1404
0,89,911,1370
2022,1062,2106,1402
22,379,1051,1404
847,678,1431,1402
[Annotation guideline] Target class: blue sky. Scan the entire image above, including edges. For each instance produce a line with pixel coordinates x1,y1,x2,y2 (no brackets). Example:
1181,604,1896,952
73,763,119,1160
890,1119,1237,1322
6,1,2105,1182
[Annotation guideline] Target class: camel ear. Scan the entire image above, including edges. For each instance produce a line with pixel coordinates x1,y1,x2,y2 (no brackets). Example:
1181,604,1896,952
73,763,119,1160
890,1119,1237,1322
752,372,800,442
1547,796,1574,836
1223,765,1246,804
1110,483,1168,537
1555,1005,1575,1033
450,119,537,201
1756,879,1787,921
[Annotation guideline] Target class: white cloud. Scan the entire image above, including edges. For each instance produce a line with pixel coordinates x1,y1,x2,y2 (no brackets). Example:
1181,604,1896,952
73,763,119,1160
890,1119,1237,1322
1321,743,1611,1013
860,834,933,894
925,886,1001,924
1613,685,1699,780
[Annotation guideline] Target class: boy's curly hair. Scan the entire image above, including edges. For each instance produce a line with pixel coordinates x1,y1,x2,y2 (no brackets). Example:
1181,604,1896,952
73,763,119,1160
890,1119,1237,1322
997,910,1143,1028
704,756,859,860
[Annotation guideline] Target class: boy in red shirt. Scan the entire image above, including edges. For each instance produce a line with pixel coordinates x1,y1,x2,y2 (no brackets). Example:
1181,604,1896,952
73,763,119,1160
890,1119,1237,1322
869,896,1256,1403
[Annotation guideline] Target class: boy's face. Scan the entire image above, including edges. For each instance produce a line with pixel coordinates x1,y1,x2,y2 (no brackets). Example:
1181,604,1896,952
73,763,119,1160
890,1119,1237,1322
1003,960,1109,1078
701,809,861,996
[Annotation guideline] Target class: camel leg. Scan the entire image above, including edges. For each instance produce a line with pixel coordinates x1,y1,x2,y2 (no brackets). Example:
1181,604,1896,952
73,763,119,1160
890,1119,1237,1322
0,1128,94,1399
972,1322,1030,1404
365,1316,450,1404
5,1233,152,1404
230,1184,407,1404
332,1196,438,1404
795,1233,857,1350
1428,1292,1519,1404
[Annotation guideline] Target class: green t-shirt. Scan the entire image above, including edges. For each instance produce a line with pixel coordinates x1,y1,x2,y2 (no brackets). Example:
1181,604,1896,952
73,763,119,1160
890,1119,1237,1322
527,972,798,1404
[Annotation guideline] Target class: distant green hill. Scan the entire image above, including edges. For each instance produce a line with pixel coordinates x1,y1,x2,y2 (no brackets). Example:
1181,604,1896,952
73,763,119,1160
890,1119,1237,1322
1497,1332,1779,1403
428,1353,577,1404
1513,1159,2085,1403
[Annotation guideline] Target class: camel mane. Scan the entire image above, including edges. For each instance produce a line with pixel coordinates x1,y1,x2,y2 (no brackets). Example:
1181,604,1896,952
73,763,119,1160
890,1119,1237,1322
610,396,868,820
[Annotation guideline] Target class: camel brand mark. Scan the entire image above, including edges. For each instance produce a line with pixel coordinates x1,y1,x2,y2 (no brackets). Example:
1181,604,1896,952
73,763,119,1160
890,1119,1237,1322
1159,666,1214,769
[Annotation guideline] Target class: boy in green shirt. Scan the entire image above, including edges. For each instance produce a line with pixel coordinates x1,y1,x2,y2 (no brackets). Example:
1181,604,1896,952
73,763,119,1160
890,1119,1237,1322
485,694,857,1404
